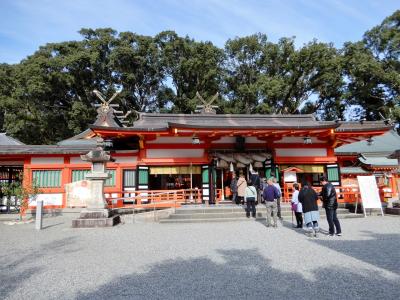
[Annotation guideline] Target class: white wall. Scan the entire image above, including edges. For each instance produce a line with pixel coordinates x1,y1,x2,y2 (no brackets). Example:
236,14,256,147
147,137,203,144
113,156,138,163
275,148,327,157
274,137,325,144
31,157,64,164
70,157,90,165
146,149,204,158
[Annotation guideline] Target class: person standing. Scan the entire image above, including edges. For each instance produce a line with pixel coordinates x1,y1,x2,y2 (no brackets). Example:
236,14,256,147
298,182,319,236
250,171,261,204
230,174,238,204
236,173,247,205
245,181,257,218
291,183,303,228
260,177,267,203
263,178,280,227
272,177,282,219
320,176,342,236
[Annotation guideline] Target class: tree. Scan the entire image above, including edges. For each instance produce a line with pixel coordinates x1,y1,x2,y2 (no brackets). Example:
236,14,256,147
110,32,165,112
0,175,40,217
362,10,400,122
0,63,15,130
342,41,399,120
155,31,225,113
224,35,344,117
224,33,267,113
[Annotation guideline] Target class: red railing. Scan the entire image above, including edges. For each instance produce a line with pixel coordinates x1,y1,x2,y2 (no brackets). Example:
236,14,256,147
282,186,362,203
105,188,203,209
106,185,388,209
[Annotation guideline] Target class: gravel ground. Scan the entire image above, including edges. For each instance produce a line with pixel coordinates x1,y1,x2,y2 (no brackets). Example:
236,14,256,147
0,215,399,300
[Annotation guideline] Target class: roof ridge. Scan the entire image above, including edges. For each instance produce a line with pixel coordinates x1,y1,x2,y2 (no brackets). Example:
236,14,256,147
141,113,315,118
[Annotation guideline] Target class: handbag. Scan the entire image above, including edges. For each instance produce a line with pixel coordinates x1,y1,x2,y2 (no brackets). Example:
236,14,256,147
291,202,298,212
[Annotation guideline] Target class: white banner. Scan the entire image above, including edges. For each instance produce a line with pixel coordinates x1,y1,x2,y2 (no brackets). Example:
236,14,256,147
357,176,382,209
29,193,63,207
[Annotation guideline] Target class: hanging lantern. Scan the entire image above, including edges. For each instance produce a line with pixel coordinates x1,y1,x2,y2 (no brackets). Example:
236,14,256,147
229,162,234,172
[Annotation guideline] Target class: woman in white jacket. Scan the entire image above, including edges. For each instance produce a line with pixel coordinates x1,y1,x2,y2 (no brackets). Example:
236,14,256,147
291,183,303,228
245,181,257,218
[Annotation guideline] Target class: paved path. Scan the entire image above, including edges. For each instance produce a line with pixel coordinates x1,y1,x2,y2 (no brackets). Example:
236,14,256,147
0,215,399,299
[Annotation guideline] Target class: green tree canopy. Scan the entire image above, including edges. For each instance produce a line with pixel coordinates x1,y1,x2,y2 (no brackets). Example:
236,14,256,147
1,10,399,144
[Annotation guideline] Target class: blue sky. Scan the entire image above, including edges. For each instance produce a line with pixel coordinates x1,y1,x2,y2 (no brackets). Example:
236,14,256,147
0,0,398,64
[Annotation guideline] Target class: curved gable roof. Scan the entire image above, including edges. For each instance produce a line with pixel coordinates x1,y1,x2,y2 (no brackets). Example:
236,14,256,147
335,130,400,155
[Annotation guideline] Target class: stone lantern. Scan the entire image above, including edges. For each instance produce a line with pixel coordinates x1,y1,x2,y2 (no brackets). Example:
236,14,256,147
72,138,121,227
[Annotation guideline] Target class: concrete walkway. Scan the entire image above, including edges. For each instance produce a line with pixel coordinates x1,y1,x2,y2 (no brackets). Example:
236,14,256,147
0,215,399,299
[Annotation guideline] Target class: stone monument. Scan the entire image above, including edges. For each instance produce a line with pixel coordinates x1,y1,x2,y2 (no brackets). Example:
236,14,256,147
72,138,121,228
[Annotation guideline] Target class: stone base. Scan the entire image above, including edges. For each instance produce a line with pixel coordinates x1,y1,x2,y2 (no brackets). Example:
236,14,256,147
386,207,400,215
72,209,121,228
79,209,110,219
72,215,120,228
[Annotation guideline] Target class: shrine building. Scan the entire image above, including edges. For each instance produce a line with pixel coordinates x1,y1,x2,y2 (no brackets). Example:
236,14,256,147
0,100,394,209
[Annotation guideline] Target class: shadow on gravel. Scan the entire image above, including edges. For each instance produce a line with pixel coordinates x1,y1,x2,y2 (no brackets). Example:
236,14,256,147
42,222,65,229
0,236,78,299
77,248,398,299
265,218,400,276
279,219,331,235
311,231,400,275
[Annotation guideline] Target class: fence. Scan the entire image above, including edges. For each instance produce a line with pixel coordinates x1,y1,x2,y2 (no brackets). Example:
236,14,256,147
105,185,391,210
105,188,203,209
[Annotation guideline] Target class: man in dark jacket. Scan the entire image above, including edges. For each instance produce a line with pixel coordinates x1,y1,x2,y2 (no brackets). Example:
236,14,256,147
320,176,342,236
250,171,261,203
263,178,280,227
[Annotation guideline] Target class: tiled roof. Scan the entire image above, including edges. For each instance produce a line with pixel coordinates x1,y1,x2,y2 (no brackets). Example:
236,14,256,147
102,113,389,132
57,129,97,146
335,130,400,155
0,145,94,155
0,133,25,146
358,155,398,167
130,113,336,130
340,167,369,174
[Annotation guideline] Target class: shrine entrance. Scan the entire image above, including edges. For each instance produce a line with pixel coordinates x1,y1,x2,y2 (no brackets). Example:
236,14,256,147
148,166,202,190
281,165,325,201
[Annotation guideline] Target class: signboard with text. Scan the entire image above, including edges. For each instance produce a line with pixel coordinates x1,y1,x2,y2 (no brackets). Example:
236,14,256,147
357,176,384,216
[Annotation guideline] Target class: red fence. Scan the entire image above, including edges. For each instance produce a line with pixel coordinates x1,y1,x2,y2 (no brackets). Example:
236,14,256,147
106,185,392,209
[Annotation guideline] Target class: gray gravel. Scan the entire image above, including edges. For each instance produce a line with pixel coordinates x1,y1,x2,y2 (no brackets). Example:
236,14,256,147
0,215,399,299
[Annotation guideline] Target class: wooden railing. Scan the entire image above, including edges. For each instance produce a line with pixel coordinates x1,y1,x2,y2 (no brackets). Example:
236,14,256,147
106,185,391,209
281,186,362,203
105,188,203,209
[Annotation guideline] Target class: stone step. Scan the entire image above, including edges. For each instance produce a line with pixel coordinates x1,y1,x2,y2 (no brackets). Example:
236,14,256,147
168,210,351,220
159,213,363,224
174,207,349,215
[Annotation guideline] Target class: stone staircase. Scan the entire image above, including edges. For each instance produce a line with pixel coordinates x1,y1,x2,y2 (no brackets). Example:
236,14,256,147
159,204,362,224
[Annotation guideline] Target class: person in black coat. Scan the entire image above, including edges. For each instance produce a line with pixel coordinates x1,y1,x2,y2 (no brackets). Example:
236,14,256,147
249,171,261,203
298,182,320,235
320,176,342,236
